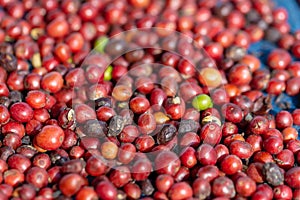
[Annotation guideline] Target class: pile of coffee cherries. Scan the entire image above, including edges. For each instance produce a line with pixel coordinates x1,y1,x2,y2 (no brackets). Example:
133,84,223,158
1,0,300,199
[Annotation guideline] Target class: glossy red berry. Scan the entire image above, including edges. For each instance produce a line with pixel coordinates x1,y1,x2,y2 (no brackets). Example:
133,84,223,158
47,18,69,38
267,49,292,70
59,173,87,197
212,176,236,198
10,102,33,123
168,182,193,200
180,147,197,168
0,105,10,124
285,167,300,189
131,159,152,181
34,125,65,151
273,185,292,199
155,151,180,176
221,103,243,123
155,174,174,193
109,166,131,188
235,176,256,197
26,167,49,189
263,136,283,155
25,90,47,109
200,122,222,146
196,144,217,165
228,64,252,86
95,181,117,200
275,111,293,129
220,155,243,175
41,71,64,93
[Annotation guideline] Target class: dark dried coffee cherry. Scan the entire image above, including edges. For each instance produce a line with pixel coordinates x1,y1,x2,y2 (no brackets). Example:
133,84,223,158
262,162,284,186
82,119,107,138
21,136,31,145
252,95,272,115
0,53,17,72
140,179,155,196
55,157,70,166
178,120,199,135
0,96,11,107
9,91,22,103
157,124,177,145
95,97,113,108
108,115,125,136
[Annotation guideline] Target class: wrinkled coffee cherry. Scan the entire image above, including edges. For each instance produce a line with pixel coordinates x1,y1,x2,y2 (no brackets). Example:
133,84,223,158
157,124,177,145
178,120,199,135
50,151,69,165
0,96,11,107
55,157,70,166
140,179,155,196
0,53,17,72
95,97,113,108
262,162,284,186
108,115,125,136
21,136,31,145
252,95,272,115
82,119,107,138
9,91,23,103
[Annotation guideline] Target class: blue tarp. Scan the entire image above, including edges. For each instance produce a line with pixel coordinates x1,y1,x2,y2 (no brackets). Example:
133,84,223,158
248,0,300,133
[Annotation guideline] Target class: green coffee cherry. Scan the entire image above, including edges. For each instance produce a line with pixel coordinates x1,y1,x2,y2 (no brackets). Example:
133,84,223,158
104,65,113,81
192,94,213,111
94,36,109,53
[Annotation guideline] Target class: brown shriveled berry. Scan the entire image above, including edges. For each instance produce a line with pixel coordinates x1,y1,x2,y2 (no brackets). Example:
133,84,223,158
262,162,284,186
